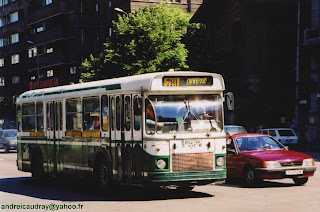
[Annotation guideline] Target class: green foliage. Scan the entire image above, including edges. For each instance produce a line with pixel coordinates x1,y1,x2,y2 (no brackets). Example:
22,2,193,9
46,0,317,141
80,3,198,81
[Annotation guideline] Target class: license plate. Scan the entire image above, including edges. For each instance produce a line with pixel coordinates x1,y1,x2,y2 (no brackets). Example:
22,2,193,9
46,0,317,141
182,140,202,149
286,170,303,175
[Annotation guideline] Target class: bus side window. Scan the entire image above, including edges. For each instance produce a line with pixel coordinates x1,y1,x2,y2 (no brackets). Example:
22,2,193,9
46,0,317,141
22,103,36,131
66,98,82,131
125,96,131,131
101,95,109,131
17,105,22,132
145,98,155,134
110,97,115,131
36,102,43,131
83,96,100,131
134,96,142,131
116,96,121,131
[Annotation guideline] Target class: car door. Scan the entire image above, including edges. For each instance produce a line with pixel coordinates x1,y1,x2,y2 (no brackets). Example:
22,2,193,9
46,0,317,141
0,131,3,148
226,137,239,177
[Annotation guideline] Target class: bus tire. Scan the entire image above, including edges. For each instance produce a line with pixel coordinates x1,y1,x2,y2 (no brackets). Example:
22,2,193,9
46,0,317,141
96,159,112,191
31,152,46,179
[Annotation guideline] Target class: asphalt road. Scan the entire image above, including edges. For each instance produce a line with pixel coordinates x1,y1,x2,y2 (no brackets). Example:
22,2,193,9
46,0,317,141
0,150,319,212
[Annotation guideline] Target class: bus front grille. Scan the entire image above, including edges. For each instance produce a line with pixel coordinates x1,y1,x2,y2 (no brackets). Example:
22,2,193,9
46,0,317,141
172,152,213,172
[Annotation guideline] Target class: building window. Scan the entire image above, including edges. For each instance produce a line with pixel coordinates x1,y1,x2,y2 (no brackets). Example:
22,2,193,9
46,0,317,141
10,33,19,44
47,70,53,77
70,67,76,75
12,75,20,84
30,76,36,80
9,12,18,23
0,18,4,27
0,0,8,7
36,23,45,33
28,47,37,58
46,47,53,53
96,3,99,12
11,54,19,64
0,58,4,67
0,77,4,86
43,0,52,6
0,38,4,47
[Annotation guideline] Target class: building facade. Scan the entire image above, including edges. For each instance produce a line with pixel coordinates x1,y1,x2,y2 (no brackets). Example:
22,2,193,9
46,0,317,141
0,0,202,128
300,0,320,149
191,0,297,132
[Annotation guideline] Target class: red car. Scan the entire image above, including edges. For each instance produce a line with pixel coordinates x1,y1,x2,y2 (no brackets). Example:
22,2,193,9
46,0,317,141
226,133,317,186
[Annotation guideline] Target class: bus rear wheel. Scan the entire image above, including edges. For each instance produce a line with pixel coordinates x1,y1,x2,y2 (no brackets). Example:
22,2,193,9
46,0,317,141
97,161,112,191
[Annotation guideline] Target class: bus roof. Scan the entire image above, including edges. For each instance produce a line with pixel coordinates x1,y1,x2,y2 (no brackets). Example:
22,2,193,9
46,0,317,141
17,71,225,103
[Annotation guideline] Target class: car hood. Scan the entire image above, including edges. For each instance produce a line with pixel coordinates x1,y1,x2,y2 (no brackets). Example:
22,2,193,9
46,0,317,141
4,137,17,142
240,150,311,162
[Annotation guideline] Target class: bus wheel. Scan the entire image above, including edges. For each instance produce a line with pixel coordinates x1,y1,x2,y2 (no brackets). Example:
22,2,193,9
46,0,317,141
97,161,112,191
293,177,308,185
31,153,46,179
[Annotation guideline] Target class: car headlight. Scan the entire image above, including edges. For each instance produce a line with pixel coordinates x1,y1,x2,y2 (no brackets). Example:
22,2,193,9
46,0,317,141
216,156,224,167
264,161,281,168
303,159,314,167
156,159,166,169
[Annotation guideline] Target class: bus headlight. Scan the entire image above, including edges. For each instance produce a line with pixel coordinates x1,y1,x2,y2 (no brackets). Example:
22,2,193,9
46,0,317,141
216,156,224,167
156,159,166,169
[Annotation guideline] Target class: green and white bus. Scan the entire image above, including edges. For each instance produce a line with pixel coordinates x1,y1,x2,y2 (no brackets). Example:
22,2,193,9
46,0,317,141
16,70,233,191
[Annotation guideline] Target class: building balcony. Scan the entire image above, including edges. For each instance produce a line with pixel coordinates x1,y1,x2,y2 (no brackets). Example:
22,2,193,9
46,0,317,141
303,28,320,46
26,27,75,46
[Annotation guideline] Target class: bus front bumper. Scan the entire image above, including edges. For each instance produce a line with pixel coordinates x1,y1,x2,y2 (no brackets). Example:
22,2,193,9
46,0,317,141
147,170,227,186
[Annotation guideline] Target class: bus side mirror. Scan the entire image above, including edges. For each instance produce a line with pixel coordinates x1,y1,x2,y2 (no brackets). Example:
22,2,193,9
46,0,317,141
225,92,234,110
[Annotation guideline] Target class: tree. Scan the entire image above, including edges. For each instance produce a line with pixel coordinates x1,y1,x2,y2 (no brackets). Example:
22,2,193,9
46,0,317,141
80,3,197,82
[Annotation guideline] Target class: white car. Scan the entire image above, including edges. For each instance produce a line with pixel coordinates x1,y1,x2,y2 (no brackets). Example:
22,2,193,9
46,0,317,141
258,128,298,145
224,125,247,135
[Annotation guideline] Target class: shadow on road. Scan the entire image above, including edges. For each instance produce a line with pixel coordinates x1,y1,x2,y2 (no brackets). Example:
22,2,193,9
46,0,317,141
219,178,300,188
0,177,213,201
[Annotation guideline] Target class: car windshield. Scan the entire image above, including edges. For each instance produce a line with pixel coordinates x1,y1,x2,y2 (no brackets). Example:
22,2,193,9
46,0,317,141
225,126,247,135
278,129,295,136
235,136,284,152
146,94,223,134
4,130,17,137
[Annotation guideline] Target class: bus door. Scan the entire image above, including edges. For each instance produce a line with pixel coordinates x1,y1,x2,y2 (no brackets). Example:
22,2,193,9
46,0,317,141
46,101,63,174
123,95,133,180
110,95,122,180
132,95,143,181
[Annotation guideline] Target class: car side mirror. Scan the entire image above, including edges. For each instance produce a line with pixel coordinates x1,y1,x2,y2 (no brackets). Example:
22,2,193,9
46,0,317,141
225,92,234,111
227,149,237,155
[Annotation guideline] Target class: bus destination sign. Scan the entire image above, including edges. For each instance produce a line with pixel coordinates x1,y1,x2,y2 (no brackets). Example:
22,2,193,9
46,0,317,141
163,76,213,87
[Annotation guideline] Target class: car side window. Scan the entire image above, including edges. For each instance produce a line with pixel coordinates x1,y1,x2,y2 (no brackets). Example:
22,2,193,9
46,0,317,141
269,130,276,136
227,138,237,154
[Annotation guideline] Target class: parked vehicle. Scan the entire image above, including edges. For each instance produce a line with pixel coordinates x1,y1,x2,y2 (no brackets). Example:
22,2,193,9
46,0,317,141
258,128,298,145
224,125,247,135
226,133,316,186
0,129,17,153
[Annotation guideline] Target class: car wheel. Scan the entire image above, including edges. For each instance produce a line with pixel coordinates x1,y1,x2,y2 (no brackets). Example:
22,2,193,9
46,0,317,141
96,160,112,191
244,166,258,186
293,177,308,185
4,145,9,153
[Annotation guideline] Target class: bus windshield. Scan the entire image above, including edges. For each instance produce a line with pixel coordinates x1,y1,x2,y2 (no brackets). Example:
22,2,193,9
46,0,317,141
147,94,223,134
